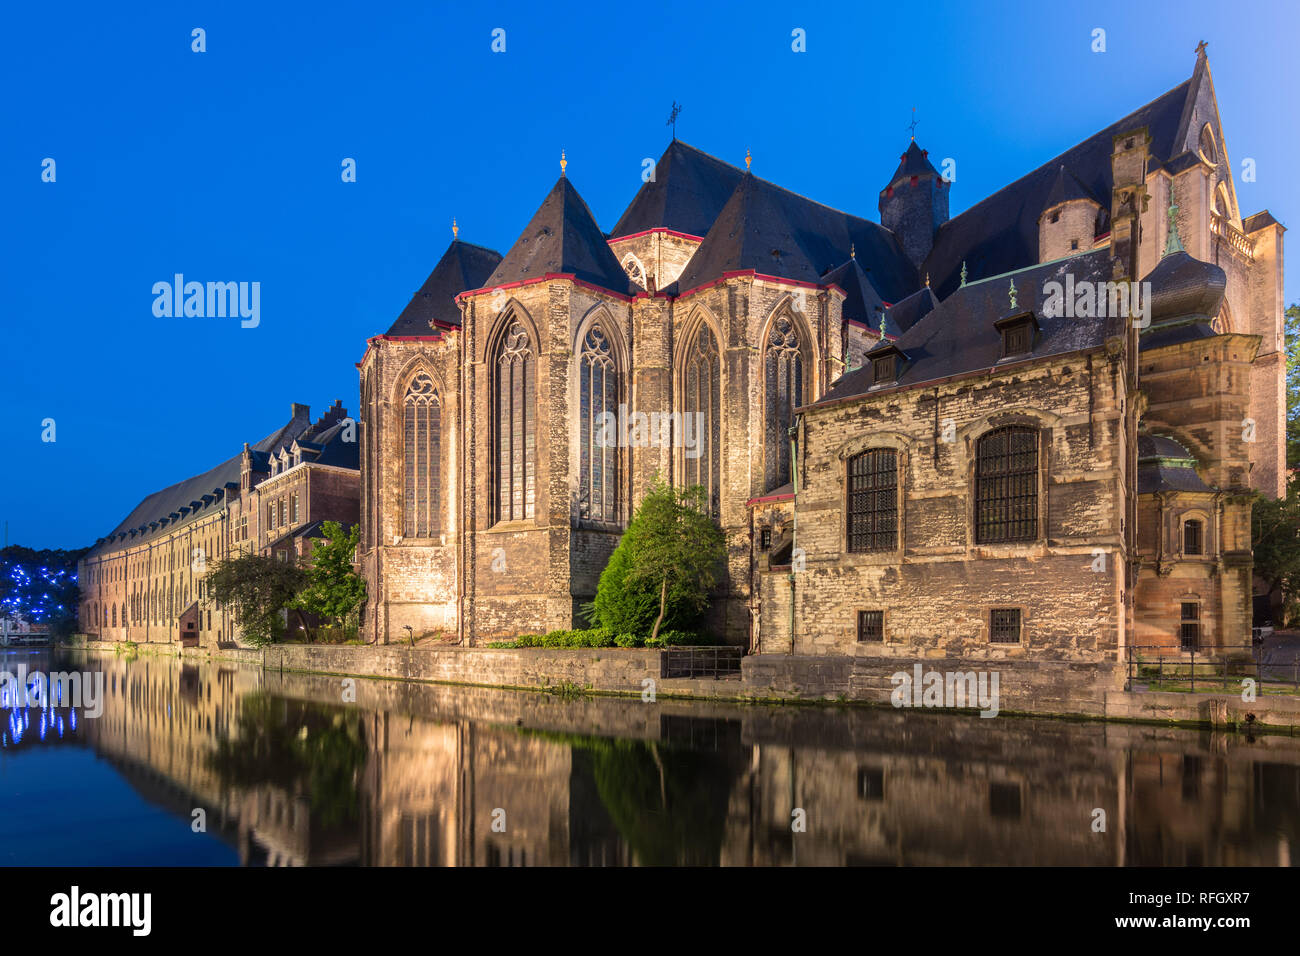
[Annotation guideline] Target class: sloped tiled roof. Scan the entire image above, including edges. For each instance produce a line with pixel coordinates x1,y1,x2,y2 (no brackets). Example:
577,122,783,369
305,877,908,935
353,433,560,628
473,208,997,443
387,240,503,335
483,177,634,296
882,285,938,336
672,173,917,302
611,140,745,239
1137,435,1211,494
923,75,1195,299
883,141,941,189
819,249,1117,404
823,257,887,329
1042,165,1099,211
89,407,314,556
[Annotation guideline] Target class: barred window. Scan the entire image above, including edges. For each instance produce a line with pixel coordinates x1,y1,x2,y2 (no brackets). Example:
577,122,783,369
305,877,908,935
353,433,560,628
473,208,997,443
1180,602,1199,650
990,607,1021,643
857,610,884,642
1183,519,1203,556
764,313,806,491
403,372,441,537
495,320,536,522
682,322,721,517
847,449,897,552
975,426,1038,543
759,527,772,551
578,324,618,523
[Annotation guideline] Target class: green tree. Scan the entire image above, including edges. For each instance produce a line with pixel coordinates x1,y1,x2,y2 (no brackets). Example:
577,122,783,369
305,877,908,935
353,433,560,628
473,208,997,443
291,522,366,640
207,552,307,646
1252,486,1300,626
590,481,725,641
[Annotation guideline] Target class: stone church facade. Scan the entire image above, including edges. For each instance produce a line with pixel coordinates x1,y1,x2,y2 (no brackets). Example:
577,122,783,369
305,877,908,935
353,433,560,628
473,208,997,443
359,50,1284,661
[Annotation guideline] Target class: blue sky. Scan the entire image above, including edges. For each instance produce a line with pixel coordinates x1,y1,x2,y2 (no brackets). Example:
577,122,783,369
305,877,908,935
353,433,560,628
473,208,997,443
2,0,1296,550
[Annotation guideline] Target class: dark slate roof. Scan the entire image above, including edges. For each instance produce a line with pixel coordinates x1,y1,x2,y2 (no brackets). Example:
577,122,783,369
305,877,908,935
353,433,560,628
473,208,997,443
671,173,918,302
884,141,941,189
823,257,886,328
301,417,360,470
387,240,503,335
484,177,635,296
922,74,1195,299
882,285,938,335
1244,211,1281,233
90,406,314,556
818,249,1116,404
610,140,746,239
1042,165,1099,211
1137,435,1211,494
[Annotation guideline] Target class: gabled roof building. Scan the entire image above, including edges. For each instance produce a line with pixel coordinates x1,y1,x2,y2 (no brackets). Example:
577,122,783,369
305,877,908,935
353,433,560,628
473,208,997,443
351,48,1282,672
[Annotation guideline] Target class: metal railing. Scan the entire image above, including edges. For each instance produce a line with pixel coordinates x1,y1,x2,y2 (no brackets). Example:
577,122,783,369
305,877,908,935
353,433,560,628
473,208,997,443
1126,643,1300,693
660,646,743,680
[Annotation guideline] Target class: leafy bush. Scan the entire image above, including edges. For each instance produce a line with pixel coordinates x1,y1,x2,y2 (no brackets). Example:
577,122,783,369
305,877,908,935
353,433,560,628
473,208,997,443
589,481,725,639
614,633,641,648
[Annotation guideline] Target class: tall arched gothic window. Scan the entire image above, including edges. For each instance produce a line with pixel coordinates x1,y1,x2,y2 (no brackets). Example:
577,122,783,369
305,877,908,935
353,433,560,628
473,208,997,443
579,324,618,523
495,320,536,522
403,372,441,538
682,322,721,516
765,313,806,490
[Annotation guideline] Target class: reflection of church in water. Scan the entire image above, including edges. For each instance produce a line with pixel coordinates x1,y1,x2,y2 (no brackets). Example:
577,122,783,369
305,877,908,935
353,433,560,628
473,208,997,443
61,654,1300,866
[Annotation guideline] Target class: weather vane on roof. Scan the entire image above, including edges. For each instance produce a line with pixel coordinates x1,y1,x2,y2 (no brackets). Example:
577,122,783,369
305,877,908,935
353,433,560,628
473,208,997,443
667,101,682,140
908,107,918,142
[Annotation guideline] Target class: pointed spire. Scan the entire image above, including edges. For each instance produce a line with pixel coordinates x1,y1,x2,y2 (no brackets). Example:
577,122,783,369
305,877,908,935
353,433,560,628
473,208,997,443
879,311,887,338
908,106,918,142
452,218,459,241
560,149,567,177
1164,193,1185,257
744,147,752,172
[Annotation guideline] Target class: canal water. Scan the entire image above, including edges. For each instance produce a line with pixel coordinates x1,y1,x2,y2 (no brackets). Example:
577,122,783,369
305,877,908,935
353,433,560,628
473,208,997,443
1,647,1297,866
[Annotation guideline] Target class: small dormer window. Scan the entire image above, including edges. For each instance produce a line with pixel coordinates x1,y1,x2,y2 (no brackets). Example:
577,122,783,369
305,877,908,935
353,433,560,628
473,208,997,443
873,354,897,384
995,311,1038,360
1005,324,1030,356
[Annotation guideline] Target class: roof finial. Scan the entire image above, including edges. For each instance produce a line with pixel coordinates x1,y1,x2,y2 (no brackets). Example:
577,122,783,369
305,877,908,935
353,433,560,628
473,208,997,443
452,218,459,241
666,101,682,140
850,242,856,259
1195,39,1208,59
1164,191,1185,257
924,272,930,287
560,149,567,177
744,147,752,172
908,106,918,143
879,311,888,338
960,261,968,287
1009,278,1018,311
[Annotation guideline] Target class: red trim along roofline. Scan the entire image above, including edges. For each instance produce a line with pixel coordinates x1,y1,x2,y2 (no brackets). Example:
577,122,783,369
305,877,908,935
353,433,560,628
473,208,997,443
608,227,706,244
457,273,635,304
746,491,795,507
675,269,848,302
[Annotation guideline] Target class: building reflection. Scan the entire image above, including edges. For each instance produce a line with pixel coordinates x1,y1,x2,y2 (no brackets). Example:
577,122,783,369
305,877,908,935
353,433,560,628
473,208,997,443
53,651,1300,867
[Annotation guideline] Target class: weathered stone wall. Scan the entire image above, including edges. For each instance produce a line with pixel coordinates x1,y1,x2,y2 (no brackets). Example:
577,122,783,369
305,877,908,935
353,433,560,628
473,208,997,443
1038,198,1102,262
359,334,462,643
765,348,1128,660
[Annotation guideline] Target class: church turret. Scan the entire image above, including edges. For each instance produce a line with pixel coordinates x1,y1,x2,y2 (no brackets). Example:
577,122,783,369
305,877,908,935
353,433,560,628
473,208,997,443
878,140,949,272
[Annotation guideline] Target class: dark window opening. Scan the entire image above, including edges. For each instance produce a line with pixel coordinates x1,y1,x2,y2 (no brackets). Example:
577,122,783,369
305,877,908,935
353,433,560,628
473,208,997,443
1002,323,1032,357
1184,519,1203,556
872,355,896,384
990,782,1022,819
975,426,1038,543
857,610,884,642
990,608,1021,644
847,449,898,552
1180,602,1200,651
759,527,772,551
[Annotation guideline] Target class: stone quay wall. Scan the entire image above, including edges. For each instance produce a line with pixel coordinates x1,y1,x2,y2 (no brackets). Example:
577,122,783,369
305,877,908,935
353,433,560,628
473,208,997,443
72,639,1300,730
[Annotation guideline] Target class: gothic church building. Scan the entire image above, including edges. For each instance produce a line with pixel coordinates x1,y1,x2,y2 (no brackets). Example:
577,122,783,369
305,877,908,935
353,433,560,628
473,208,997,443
359,50,1284,660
